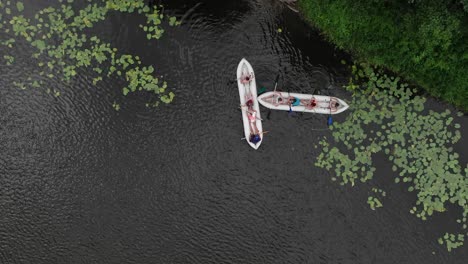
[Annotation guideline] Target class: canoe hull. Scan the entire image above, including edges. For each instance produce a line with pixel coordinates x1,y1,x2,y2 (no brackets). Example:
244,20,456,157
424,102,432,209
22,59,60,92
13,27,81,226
257,91,349,114
237,58,263,149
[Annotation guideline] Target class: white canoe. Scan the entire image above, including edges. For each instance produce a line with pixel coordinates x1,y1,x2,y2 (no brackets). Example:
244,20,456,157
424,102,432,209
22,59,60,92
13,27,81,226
257,91,349,114
237,58,263,150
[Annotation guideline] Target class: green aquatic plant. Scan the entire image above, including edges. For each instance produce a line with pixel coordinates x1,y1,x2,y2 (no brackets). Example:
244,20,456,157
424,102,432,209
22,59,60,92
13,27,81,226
12,81,25,90
106,0,177,40
3,55,14,65
315,63,468,251
439,232,465,252
112,101,120,111
0,0,179,108
367,196,382,210
367,188,385,210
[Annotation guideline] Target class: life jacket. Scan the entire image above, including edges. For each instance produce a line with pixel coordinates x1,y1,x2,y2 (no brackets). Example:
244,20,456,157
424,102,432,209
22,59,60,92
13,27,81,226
291,97,300,106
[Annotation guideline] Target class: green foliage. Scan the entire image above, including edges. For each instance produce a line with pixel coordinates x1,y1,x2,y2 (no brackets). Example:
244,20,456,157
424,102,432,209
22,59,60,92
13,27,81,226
298,0,468,111
3,55,14,65
168,16,180,26
367,196,383,210
439,232,465,252
160,91,175,104
0,0,180,108
367,188,386,210
315,64,468,251
13,81,26,90
16,2,24,12
140,9,164,40
112,101,120,111
461,0,468,12
368,188,385,210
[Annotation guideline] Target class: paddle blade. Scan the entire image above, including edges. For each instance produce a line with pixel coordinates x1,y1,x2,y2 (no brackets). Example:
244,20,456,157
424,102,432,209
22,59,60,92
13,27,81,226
288,105,296,117
273,74,280,92
327,116,333,126
258,86,267,95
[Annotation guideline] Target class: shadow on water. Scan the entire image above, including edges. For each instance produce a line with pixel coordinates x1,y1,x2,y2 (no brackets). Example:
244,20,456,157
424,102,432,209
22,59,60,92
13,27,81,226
0,0,467,263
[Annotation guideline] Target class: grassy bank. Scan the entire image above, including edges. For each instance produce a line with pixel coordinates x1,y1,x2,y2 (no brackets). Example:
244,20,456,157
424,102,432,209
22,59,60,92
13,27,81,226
297,0,468,111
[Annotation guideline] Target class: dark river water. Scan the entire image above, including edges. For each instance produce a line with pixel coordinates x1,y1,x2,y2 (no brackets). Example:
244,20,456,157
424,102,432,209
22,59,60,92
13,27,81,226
1,0,467,263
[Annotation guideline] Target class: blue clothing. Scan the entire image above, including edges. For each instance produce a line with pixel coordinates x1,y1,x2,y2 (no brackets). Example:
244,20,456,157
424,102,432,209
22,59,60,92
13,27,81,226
250,134,261,144
292,97,300,106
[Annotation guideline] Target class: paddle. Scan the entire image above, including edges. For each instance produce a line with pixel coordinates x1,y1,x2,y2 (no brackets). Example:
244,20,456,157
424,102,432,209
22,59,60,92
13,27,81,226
241,131,269,140
273,73,279,93
325,89,333,126
327,109,333,126
287,89,296,117
267,73,280,120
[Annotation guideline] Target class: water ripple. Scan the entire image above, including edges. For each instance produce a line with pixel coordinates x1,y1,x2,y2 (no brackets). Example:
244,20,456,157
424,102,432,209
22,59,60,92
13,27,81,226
0,0,467,263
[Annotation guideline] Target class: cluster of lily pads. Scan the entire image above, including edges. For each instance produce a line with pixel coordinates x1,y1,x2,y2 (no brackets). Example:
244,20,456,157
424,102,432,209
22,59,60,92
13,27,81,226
315,63,467,251
367,187,385,210
0,0,178,107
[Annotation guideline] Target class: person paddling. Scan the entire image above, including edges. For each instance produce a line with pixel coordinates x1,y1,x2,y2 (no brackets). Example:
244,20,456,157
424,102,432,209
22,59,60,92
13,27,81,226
241,73,253,84
249,133,261,144
289,97,300,106
241,99,261,143
246,108,260,135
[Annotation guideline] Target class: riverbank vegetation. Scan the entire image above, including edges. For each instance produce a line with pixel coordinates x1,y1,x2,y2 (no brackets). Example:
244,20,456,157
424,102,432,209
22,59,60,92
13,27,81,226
0,0,178,108
298,0,468,111
315,63,467,251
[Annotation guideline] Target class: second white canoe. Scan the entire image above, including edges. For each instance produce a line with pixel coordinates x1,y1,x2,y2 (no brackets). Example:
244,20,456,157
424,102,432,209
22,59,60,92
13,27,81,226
257,91,349,114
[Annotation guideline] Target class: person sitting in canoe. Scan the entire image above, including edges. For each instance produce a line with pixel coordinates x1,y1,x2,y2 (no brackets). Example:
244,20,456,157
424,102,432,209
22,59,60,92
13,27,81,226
289,97,300,106
241,100,260,140
240,72,253,84
274,96,283,106
247,108,259,134
329,98,340,112
249,133,261,144
306,98,317,109
247,110,261,144
240,99,254,109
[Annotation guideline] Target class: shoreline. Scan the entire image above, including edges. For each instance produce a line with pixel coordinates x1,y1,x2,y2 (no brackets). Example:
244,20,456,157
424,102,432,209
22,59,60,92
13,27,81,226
295,0,468,112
